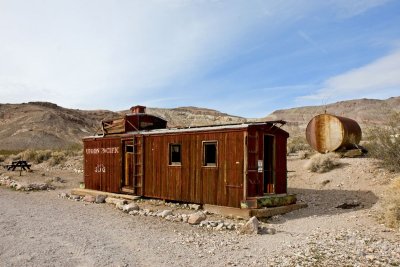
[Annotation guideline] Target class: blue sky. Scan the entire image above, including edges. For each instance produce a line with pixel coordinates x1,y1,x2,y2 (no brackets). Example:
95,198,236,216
0,0,399,117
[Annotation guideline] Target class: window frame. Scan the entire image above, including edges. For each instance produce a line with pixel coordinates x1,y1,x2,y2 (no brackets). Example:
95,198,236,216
169,143,182,166
202,141,218,167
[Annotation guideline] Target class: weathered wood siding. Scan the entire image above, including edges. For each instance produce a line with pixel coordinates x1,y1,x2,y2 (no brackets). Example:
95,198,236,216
83,137,122,193
143,130,246,207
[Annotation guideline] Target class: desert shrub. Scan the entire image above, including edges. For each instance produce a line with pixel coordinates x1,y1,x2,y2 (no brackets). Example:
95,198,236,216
0,155,5,162
0,149,23,156
63,143,83,157
9,154,22,161
380,177,400,228
287,136,310,154
365,112,400,172
305,153,341,173
298,150,312,159
33,150,52,163
49,151,66,166
18,149,37,162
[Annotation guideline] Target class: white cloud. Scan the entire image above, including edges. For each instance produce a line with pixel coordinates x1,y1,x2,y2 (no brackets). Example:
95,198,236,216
298,48,400,103
0,0,395,112
1,0,298,109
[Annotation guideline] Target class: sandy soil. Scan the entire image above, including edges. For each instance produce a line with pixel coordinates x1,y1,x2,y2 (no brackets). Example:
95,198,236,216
0,155,399,266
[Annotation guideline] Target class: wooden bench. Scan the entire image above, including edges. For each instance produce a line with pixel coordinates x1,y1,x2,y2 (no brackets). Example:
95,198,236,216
5,160,32,171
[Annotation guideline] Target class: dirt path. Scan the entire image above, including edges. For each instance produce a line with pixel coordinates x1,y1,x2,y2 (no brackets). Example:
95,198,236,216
1,157,400,266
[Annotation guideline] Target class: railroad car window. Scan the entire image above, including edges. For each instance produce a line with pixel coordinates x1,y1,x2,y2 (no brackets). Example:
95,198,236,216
169,144,181,165
126,145,134,153
203,142,217,167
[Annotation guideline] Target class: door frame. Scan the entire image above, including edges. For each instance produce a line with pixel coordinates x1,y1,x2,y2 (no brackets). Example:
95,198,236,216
122,141,134,189
263,134,276,194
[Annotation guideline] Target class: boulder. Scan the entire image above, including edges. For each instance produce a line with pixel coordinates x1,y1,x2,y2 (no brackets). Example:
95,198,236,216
189,204,201,210
70,194,81,201
240,216,259,235
82,195,96,202
105,197,127,205
95,195,107,204
159,210,173,218
123,203,140,212
116,202,125,210
215,223,224,231
15,184,25,191
343,149,363,158
188,211,207,225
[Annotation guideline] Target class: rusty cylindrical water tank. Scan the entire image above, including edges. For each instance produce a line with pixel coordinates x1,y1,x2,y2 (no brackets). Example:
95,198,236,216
306,114,362,153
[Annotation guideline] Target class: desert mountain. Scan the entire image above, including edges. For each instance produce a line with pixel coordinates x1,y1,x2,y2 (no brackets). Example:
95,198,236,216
264,97,400,134
0,102,244,150
0,102,118,150
0,97,398,150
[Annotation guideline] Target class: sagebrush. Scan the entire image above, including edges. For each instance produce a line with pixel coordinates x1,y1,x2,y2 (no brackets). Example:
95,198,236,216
380,177,400,228
287,136,311,154
365,112,400,172
305,153,341,173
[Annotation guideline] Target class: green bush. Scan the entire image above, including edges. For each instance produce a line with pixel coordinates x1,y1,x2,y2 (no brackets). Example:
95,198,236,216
365,112,400,172
305,153,341,173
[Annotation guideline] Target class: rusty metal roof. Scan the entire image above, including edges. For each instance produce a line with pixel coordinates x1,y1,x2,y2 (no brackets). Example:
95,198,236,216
84,120,286,139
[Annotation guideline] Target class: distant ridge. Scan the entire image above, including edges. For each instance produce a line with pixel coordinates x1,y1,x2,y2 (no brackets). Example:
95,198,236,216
0,102,244,150
0,96,398,150
264,97,400,133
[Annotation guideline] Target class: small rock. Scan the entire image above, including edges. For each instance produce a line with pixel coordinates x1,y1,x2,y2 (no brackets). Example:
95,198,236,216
105,197,127,205
266,228,276,235
70,194,81,201
122,203,140,212
15,184,24,191
59,192,69,198
182,214,189,223
165,215,173,221
82,195,96,202
116,202,125,210
95,195,107,203
215,223,224,231
128,210,139,215
240,216,259,235
210,221,218,227
188,211,207,225
160,210,173,218
189,204,201,210
321,179,330,186
366,254,376,261
336,200,361,209
200,221,208,227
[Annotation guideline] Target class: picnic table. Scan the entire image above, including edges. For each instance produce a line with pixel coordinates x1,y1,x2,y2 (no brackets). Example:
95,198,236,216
5,160,32,171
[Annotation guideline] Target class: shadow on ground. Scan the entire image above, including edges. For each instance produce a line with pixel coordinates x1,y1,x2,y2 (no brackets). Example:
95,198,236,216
267,187,379,223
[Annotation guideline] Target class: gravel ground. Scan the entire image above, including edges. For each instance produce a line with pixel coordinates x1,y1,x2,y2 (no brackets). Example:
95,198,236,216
1,156,400,266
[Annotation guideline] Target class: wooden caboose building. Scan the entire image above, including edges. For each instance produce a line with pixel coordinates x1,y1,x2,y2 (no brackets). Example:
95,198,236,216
83,106,295,209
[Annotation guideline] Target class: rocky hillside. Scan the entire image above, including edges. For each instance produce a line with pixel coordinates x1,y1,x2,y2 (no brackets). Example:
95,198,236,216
0,102,118,150
141,106,245,128
0,97,398,150
264,97,400,134
0,102,244,150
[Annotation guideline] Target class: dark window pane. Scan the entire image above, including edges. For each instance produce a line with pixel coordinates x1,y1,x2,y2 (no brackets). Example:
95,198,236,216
169,144,181,165
126,145,134,153
204,142,217,166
